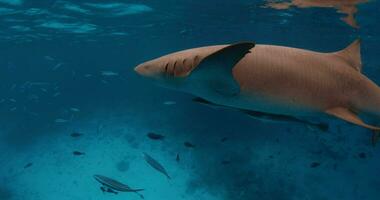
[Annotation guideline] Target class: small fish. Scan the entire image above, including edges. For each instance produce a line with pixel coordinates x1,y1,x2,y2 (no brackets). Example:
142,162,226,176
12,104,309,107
0,99,5,103
310,162,321,168
147,132,165,140
9,98,16,102
70,107,80,112
52,63,64,71
28,112,39,117
55,118,68,123
53,92,61,97
143,152,171,179
176,154,180,162
10,107,17,112
70,132,83,138
101,71,119,76
24,162,33,169
10,84,17,90
94,175,144,199
193,97,329,132
28,82,50,86
163,101,176,105
184,142,196,148
221,137,228,142
358,152,366,159
28,94,39,102
44,56,54,61
180,29,188,34
73,151,85,156
221,160,231,165
84,74,93,78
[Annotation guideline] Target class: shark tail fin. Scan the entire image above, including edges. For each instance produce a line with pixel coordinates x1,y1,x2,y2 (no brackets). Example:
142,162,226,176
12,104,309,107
335,39,362,72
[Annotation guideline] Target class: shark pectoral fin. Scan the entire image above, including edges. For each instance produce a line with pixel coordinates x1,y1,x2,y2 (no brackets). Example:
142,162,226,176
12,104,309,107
190,42,255,96
326,107,380,130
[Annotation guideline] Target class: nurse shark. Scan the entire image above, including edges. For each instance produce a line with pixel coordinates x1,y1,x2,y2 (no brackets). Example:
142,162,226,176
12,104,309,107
134,40,380,144
264,0,369,28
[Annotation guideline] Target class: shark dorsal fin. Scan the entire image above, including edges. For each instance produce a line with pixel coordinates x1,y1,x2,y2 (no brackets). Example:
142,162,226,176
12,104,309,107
190,42,255,96
335,39,362,72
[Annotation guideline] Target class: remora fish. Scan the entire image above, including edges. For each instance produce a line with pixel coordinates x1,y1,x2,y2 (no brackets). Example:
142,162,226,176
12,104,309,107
134,40,380,144
93,175,144,199
192,97,329,132
143,152,171,179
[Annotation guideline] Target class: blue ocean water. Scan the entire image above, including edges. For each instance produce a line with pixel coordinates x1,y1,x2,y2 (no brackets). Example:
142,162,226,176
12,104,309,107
0,0,380,199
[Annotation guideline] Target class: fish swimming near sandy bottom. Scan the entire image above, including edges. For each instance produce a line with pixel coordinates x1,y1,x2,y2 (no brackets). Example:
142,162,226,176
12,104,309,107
135,39,380,145
143,152,171,179
264,0,369,28
93,175,144,199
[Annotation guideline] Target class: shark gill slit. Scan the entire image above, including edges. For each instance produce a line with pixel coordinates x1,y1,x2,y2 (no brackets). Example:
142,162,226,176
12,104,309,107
164,63,169,74
192,55,200,71
172,60,177,76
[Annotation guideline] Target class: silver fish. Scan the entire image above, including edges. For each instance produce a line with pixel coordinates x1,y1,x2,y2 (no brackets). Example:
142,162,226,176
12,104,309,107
143,152,171,179
52,62,64,71
69,107,80,112
93,175,144,199
163,101,176,105
101,71,119,76
55,118,68,123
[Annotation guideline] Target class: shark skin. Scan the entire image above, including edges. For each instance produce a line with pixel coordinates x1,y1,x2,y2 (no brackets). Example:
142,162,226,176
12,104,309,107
264,0,370,28
134,40,380,144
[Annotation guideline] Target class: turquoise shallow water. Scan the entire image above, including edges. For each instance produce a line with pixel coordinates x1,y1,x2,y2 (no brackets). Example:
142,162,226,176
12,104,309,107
0,0,380,200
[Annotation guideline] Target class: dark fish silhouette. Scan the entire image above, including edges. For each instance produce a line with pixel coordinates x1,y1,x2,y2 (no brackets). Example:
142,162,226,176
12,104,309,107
176,154,180,162
310,162,321,168
101,186,118,194
143,152,171,179
24,163,33,169
221,160,231,165
73,151,85,156
193,97,329,132
184,142,196,148
147,132,165,140
358,152,366,159
70,132,83,138
221,137,228,142
94,175,144,199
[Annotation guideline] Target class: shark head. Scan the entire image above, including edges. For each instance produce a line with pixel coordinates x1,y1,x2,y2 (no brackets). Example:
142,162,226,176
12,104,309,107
134,51,198,80
134,44,234,77
134,45,227,89
135,42,255,97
